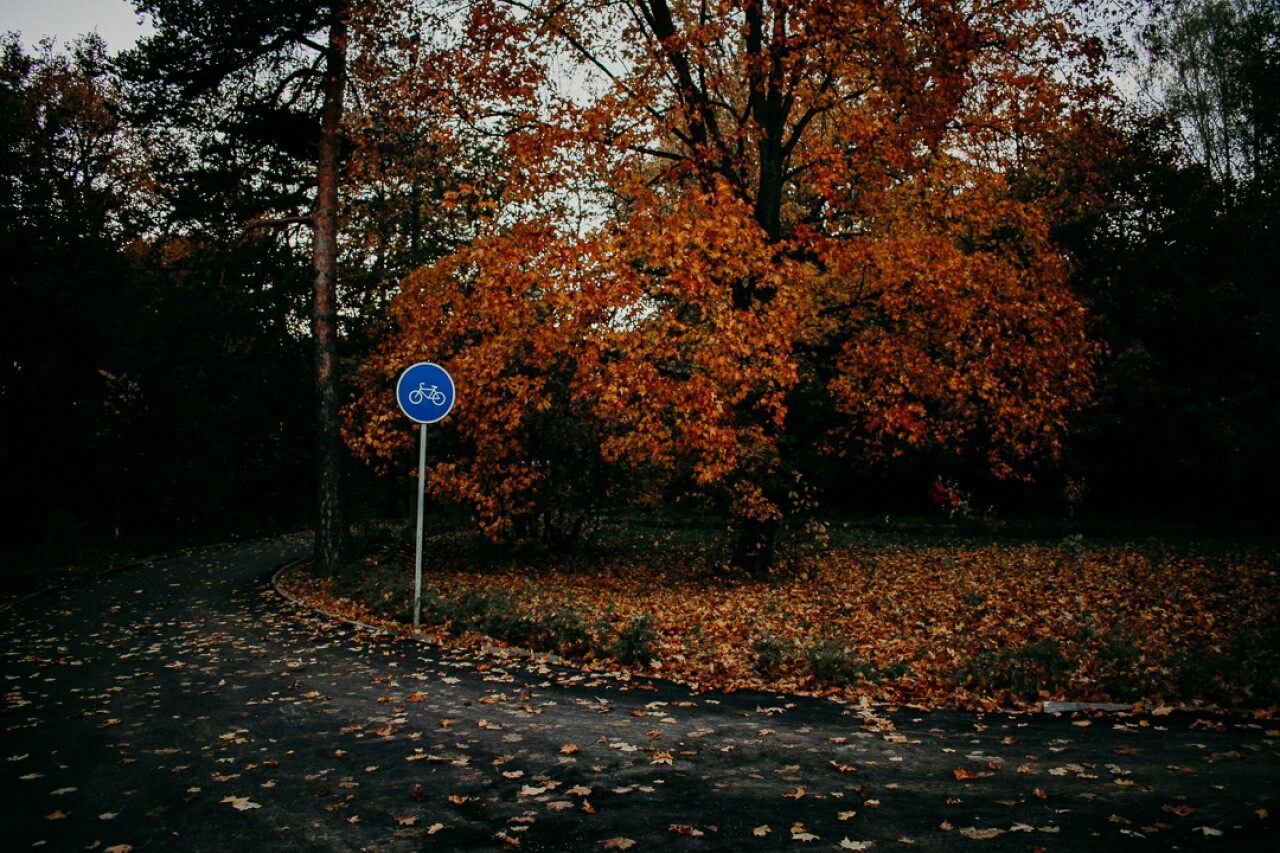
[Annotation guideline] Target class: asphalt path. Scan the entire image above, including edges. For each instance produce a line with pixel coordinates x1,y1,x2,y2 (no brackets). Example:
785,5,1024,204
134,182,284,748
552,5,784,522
1,538,1276,851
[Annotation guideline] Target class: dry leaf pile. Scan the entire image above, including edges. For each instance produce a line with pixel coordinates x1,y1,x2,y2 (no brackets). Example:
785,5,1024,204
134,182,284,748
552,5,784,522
280,538,1279,713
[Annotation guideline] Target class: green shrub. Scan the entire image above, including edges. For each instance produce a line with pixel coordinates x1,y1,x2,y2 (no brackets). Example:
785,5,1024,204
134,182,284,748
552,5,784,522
612,614,660,666
806,633,872,685
533,605,593,656
750,632,790,677
958,639,1068,695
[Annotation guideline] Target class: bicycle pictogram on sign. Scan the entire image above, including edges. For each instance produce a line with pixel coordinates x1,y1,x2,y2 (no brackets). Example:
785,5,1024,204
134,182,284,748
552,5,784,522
396,362,455,424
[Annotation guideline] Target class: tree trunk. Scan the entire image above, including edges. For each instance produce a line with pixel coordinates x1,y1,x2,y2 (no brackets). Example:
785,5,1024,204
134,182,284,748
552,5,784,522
312,4,351,575
732,516,780,575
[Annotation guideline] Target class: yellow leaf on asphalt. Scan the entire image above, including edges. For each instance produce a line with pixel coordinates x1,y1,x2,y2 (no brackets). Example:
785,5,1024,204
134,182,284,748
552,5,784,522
220,795,261,811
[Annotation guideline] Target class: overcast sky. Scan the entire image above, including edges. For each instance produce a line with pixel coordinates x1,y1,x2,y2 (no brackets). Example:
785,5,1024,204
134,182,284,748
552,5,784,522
1,0,152,52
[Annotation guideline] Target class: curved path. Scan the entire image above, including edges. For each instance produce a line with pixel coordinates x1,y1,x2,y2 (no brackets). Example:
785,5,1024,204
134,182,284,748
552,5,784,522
1,539,1275,850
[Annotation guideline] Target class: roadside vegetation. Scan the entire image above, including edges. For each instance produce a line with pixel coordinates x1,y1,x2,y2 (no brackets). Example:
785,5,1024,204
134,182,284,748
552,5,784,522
278,521,1280,714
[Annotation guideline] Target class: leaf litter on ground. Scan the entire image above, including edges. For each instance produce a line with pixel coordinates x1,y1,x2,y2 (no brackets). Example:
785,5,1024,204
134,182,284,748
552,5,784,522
278,534,1280,713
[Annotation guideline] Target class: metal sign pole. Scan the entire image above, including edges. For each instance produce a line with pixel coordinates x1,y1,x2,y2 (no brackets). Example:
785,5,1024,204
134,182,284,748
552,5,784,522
395,361,454,632
413,422,427,629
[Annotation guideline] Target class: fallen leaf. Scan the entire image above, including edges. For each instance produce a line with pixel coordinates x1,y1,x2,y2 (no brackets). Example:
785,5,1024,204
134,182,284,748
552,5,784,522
601,839,636,850
219,795,261,811
670,824,704,837
839,841,874,851
753,825,770,837
959,826,1005,839
44,809,70,820
1163,804,1198,817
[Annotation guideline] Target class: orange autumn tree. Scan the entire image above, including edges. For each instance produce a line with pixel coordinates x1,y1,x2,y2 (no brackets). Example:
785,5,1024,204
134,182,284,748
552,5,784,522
344,0,1107,567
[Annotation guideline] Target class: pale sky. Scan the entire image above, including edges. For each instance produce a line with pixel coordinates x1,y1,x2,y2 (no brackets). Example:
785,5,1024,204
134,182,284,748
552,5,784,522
1,0,152,52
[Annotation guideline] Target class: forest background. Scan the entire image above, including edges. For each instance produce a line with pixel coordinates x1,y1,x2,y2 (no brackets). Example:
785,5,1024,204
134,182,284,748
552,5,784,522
3,0,1278,578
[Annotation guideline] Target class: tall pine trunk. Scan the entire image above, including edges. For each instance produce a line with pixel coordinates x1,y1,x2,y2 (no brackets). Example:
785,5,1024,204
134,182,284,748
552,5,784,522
312,5,351,575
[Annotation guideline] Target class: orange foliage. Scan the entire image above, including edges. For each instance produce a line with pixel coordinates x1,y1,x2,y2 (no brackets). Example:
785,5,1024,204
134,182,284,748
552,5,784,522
280,539,1280,712
343,0,1113,537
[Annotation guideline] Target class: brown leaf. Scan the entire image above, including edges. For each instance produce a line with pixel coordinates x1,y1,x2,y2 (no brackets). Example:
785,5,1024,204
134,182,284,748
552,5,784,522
1163,804,1198,817
953,767,988,781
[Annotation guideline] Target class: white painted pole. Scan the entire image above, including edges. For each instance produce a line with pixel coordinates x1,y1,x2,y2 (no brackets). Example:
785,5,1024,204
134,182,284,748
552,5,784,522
413,421,427,629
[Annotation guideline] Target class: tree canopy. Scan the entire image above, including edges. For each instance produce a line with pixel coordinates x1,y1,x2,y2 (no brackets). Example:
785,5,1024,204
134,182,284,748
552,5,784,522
344,0,1110,563
5,0,1279,569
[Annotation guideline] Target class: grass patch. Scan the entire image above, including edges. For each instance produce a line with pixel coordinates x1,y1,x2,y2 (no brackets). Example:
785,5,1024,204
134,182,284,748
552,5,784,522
280,523,1280,711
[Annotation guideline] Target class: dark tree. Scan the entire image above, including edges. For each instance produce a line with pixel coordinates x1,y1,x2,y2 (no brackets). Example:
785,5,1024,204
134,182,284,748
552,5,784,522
120,0,354,573
1,34,136,546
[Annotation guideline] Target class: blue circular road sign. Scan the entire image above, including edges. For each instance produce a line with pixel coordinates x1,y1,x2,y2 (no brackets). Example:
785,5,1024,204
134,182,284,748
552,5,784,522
396,362,456,424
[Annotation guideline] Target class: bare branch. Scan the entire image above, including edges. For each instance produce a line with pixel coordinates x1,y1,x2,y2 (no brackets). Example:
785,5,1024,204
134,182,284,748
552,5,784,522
246,214,314,231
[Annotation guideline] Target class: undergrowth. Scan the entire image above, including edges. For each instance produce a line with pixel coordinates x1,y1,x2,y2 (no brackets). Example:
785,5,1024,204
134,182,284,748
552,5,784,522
282,522,1280,712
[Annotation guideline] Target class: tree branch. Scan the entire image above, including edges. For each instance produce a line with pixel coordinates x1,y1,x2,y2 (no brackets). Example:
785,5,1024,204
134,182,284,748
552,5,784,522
245,214,315,231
